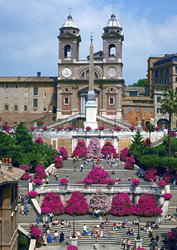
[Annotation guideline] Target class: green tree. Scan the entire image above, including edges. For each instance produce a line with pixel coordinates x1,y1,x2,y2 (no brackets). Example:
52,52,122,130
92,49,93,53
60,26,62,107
128,78,148,87
145,123,154,154
129,129,145,154
161,89,177,157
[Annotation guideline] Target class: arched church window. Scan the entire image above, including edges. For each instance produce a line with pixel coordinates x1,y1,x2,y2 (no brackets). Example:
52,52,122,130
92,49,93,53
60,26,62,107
24,105,27,111
109,44,116,57
64,45,71,59
86,70,89,79
81,72,85,79
95,72,98,79
33,87,38,96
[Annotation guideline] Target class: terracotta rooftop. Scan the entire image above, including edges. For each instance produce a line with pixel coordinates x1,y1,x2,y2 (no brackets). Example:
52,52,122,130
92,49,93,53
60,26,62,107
0,76,57,82
0,165,25,185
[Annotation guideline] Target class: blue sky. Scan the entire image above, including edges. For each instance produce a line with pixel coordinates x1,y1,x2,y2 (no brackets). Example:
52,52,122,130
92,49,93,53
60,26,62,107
0,0,177,85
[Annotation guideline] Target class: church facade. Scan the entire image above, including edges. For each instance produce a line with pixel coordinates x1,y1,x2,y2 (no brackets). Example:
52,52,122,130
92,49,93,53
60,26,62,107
0,13,156,129
57,14,124,121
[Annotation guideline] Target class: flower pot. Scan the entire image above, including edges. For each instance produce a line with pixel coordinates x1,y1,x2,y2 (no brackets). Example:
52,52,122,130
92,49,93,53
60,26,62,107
134,184,140,192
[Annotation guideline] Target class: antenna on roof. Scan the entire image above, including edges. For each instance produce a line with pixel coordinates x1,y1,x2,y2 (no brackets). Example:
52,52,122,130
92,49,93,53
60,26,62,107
112,6,114,14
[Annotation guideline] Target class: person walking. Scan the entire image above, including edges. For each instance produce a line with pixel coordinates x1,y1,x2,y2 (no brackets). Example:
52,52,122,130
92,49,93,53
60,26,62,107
54,230,58,242
21,194,25,205
80,164,83,172
24,204,29,216
66,172,69,179
122,238,126,250
25,194,28,204
36,216,41,227
48,212,53,222
59,231,64,243
21,205,24,215
127,239,131,250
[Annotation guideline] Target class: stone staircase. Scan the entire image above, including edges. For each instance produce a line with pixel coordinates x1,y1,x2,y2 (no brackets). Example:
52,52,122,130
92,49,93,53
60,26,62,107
18,203,38,224
151,136,165,147
19,218,170,249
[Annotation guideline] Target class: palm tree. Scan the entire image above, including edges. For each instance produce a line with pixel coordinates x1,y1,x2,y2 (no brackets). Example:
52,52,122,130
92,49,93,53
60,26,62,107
161,89,177,157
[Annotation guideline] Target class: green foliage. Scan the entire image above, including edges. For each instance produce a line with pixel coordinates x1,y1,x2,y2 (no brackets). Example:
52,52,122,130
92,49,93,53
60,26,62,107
0,123,59,170
161,157,177,170
129,78,148,87
137,155,161,170
129,129,145,155
18,231,30,250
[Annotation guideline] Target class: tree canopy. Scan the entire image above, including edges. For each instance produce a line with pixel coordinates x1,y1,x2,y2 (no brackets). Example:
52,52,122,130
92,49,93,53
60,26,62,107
128,78,148,87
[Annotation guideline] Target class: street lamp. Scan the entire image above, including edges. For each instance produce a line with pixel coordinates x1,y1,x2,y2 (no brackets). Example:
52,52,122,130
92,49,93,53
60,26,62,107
136,216,140,240
72,214,76,238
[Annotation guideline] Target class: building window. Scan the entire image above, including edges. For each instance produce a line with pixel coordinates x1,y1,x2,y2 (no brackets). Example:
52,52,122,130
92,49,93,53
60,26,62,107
43,106,48,112
33,87,38,96
43,93,47,98
5,93,9,98
160,79,163,84
157,97,161,103
151,107,154,113
160,69,163,76
14,93,18,98
144,107,147,113
14,105,18,111
64,97,69,105
64,44,71,58
109,97,114,105
81,72,85,78
4,84,8,89
155,71,159,78
24,93,28,98
136,106,139,112
165,78,169,83
176,67,177,74
155,80,158,84
5,105,8,111
15,84,19,88
109,44,116,57
54,93,57,102
157,108,162,114
128,106,131,112
23,84,27,88
33,99,38,108
165,68,169,75
130,91,137,97
24,105,27,111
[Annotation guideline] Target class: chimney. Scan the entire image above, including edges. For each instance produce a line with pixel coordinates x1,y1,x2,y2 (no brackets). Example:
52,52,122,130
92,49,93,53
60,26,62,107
37,72,41,77
8,166,13,172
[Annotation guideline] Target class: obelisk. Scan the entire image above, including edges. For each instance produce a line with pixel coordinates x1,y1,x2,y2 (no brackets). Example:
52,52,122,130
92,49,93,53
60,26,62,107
84,34,98,130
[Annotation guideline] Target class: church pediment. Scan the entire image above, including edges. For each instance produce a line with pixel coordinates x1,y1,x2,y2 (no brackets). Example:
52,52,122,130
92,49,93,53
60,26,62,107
102,31,123,39
78,86,100,94
58,32,81,41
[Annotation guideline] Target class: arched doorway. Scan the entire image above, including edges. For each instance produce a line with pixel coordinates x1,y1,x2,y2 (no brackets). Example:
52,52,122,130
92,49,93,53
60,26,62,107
157,118,169,129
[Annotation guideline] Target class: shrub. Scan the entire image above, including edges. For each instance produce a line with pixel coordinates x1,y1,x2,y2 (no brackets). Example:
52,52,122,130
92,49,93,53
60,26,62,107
59,178,69,185
163,193,172,200
154,127,161,131
65,191,89,215
21,172,32,180
42,126,48,131
34,165,47,179
129,126,136,131
35,137,44,145
28,191,38,198
133,193,163,217
59,147,68,160
144,167,157,181
89,189,110,215
19,164,30,172
124,155,135,170
85,126,91,131
167,228,177,250
41,192,64,215
30,126,36,131
54,155,63,168
83,166,115,185
72,141,87,158
56,126,62,131
158,180,167,187
132,179,140,185
101,141,117,158
33,179,43,185
143,138,152,147
120,147,129,161
110,192,133,216
67,246,78,250
87,137,101,159
67,126,73,130
116,126,122,131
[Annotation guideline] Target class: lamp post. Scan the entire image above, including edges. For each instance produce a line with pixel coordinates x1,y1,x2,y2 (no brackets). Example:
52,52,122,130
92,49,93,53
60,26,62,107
72,214,76,238
136,216,140,240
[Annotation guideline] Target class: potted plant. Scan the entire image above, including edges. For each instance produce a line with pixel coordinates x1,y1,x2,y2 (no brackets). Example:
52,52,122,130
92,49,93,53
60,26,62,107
129,126,136,131
116,126,122,131
42,126,48,131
